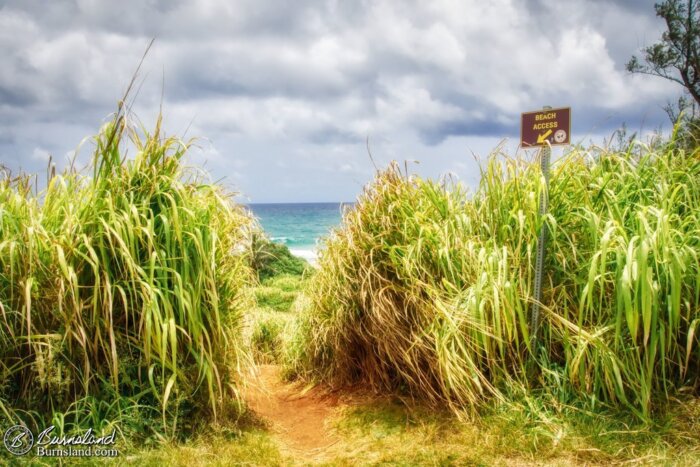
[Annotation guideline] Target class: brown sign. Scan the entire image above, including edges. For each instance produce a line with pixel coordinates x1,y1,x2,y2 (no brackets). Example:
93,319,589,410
521,107,571,147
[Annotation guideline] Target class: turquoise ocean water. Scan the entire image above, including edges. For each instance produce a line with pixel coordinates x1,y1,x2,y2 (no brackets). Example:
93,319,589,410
247,203,352,263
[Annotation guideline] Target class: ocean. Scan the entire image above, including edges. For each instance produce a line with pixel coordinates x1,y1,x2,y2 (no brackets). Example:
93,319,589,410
246,203,352,263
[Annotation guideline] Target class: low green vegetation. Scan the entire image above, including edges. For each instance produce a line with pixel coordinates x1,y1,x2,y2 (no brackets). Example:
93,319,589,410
122,422,289,466
49,414,291,466
248,274,307,364
289,137,700,420
249,235,310,280
254,286,298,312
263,274,310,293
327,392,700,465
122,389,700,465
249,309,293,364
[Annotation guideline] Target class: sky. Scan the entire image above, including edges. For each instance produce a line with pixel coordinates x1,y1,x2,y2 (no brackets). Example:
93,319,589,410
0,0,684,202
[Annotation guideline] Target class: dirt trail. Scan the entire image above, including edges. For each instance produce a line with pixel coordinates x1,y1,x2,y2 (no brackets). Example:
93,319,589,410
244,365,341,460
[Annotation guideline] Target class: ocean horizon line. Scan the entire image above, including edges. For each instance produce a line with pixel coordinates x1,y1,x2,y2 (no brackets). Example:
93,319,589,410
245,201,355,206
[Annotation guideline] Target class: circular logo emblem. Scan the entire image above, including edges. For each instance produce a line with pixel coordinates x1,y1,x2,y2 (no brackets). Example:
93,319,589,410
554,129,567,144
4,425,34,456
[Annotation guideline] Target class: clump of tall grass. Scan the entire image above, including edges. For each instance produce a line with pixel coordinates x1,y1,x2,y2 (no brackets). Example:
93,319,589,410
0,107,254,435
248,311,293,364
291,138,700,418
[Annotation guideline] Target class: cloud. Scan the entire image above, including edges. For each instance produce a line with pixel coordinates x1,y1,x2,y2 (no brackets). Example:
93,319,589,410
31,147,50,162
0,0,682,201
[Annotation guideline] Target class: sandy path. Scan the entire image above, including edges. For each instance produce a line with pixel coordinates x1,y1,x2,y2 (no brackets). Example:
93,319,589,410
244,365,341,460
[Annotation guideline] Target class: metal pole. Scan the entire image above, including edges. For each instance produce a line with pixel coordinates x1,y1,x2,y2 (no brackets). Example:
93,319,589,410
529,106,552,351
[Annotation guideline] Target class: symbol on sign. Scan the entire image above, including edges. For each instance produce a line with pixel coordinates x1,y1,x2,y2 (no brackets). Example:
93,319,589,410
554,129,567,144
537,129,552,144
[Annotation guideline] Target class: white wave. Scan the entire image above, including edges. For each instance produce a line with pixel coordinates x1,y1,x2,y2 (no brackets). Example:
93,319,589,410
289,248,318,267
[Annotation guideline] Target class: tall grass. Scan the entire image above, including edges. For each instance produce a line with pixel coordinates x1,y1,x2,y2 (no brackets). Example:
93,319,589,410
291,138,700,417
0,109,254,436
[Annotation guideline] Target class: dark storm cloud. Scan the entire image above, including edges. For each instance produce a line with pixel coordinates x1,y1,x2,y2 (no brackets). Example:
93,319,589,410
421,119,514,146
593,0,658,12
0,0,323,39
0,85,36,107
527,0,657,12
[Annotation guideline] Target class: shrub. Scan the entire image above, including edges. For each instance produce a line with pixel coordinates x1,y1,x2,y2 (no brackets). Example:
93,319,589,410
249,235,310,280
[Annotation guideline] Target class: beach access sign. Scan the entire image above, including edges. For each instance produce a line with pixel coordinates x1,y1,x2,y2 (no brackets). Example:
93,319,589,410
521,107,571,147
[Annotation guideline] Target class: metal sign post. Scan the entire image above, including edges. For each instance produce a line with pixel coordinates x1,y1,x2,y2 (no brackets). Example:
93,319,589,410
529,110,551,350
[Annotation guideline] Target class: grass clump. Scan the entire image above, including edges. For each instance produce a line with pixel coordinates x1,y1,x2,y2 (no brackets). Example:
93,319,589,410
263,273,308,292
249,234,310,280
290,139,700,418
248,275,306,364
254,287,298,312
0,107,254,438
249,310,293,364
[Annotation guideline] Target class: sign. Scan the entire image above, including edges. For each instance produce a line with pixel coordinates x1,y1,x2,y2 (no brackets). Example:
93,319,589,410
520,107,571,147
